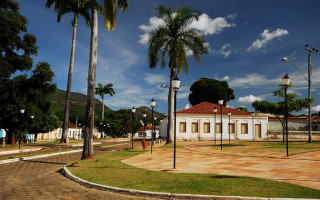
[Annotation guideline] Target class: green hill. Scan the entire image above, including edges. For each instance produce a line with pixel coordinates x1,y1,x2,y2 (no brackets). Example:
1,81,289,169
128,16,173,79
50,89,165,126
51,89,112,125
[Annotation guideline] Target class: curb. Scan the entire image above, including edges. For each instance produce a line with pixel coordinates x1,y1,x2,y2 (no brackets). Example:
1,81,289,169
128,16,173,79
0,148,42,155
0,149,82,165
62,166,318,200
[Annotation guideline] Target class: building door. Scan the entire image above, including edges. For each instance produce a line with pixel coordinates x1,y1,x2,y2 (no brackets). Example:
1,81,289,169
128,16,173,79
255,124,261,138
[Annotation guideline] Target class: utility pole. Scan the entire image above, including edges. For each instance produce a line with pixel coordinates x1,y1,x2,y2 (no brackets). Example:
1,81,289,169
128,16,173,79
305,44,318,143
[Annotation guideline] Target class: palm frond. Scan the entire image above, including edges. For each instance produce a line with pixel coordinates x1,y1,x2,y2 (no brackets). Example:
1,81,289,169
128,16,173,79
103,0,116,31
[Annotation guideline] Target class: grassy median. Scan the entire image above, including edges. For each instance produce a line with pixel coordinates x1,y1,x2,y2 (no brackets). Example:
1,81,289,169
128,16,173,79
67,149,320,198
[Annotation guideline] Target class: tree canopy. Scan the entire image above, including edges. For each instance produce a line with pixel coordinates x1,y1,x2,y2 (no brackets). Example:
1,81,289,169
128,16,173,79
188,78,235,106
0,0,60,142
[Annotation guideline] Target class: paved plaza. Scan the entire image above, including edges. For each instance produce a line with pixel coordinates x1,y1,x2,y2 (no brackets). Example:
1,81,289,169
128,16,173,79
0,141,158,200
123,140,320,190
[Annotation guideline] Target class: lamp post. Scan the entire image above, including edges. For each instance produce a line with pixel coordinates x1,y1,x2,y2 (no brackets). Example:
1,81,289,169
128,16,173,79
172,76,181,169
228,111,231,144
218,100,223,151
143,114,147,132
131,106,136,149
252,113,255,141
213,107,217,146
282,74,290,156
79,123,81,139
30,115,34,143
282,45,318,143
19,108,25,149
150,99,156,154
153,116,157,140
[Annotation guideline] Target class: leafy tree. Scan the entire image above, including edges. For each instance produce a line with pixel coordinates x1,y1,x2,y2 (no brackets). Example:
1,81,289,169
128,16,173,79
236,106,249,112
95,82,115,120
188,78,234,106
82,0,129,160
1,62,59,143
0,0,38,81
46,0,91,144
252,83,313,143
148,5,208,144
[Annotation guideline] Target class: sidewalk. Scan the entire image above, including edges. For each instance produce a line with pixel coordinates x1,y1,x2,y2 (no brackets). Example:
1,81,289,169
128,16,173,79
123,141,320,190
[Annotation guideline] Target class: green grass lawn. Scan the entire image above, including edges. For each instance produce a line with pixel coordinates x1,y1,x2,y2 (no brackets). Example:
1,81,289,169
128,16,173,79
67,149,320,198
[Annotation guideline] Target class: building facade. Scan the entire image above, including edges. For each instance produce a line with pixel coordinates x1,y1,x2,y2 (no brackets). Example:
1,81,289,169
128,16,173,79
160,102,268,141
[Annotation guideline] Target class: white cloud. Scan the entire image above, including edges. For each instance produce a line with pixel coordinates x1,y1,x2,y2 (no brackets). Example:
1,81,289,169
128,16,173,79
247,28,289,51
144,73,168,85
238,95,263,103
190,14,236,36
311,105,320,112
222,76,230,81
212,44,232,58
138,14,236,46
138,17,165,45
226,13,237,20
228,73,278,88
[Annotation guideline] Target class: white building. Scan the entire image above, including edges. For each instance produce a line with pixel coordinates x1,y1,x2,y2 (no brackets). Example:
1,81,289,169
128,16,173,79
32,122,100,141
133,125,160,139
160,102,268,141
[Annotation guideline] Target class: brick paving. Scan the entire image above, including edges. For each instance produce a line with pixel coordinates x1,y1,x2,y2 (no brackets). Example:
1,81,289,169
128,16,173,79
123,141,320,190
0,141,159,200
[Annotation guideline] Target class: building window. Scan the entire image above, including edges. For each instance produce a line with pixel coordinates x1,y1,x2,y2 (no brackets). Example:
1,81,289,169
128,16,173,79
203,122,210,133
179,122,186,133
216,123,222,133
228,123,235,133
241,123,248,134
192,122,198,133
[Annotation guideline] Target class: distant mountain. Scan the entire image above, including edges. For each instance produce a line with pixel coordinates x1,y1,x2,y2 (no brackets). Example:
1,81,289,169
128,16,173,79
50,89,165,125
50,89,112,125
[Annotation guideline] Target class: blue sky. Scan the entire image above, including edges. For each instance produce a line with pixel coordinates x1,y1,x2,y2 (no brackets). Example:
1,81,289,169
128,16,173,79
16,0,320,114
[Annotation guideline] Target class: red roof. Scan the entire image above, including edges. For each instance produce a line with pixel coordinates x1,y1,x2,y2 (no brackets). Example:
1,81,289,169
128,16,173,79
177,102,252,116
138,125,159,131
269,116,308,122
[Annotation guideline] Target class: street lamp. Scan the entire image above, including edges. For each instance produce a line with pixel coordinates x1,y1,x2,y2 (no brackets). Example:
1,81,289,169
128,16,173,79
213,107,217,146
79,123,81,139
19,109,25,149
228,111,231,144
282,45,318,143
153,116,157,140
172,76,181,169
252,113,255,141
143,114,147,132
218,100,223,151
150,99,156,154
131,106,136,149
282,74,290,156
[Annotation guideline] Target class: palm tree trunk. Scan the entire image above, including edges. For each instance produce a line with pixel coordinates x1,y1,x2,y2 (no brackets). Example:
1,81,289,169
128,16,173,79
166,69,175,144
61,23,78,144
102,96,104,120
82,5,97,160
101,96,104,138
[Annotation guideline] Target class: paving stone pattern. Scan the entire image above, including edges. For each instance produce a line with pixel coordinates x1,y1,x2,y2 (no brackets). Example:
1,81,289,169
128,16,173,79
0,143,159,200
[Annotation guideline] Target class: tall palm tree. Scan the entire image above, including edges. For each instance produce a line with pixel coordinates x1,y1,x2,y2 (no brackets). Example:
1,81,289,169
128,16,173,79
95,82,115,120
148,5,208,144
46,0,91,143
82,0,128,160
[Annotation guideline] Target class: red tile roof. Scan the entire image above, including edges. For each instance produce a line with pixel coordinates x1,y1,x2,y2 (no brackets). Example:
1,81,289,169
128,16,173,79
269,116,308,122
177,102,252,116
138,126,159,131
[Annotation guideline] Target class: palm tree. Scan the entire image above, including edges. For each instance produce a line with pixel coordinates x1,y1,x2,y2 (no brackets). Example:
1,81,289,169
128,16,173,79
46,0,91,143
95,82,115,120
82,0,128,160
148,5,208,144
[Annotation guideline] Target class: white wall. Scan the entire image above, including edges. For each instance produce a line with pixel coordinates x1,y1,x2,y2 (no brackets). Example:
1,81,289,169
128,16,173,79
161,113,268,141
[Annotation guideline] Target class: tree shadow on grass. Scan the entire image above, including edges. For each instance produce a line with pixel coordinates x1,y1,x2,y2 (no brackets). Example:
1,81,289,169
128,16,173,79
210,175,243,179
